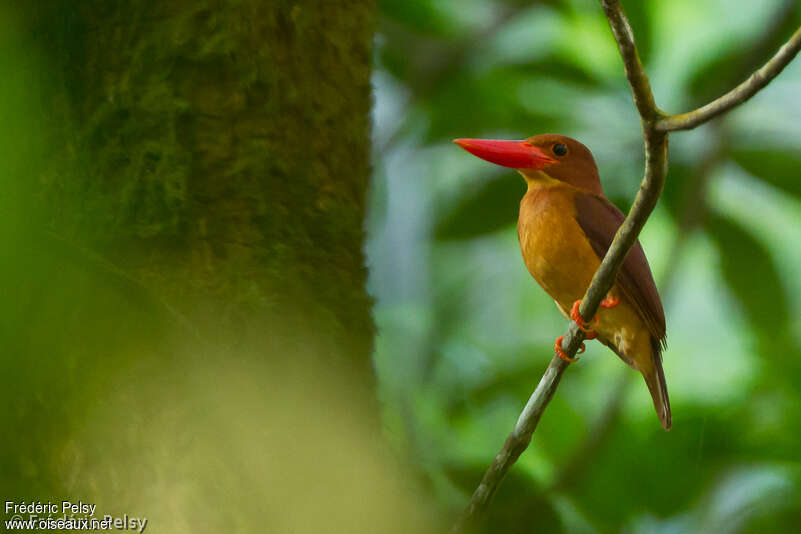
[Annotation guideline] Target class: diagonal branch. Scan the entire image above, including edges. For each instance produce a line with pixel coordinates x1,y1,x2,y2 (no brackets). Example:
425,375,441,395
656,25,801,132
599,0,660,121
453,1,800,532
453,1,665,530
450,353,571,533
547,0,799,492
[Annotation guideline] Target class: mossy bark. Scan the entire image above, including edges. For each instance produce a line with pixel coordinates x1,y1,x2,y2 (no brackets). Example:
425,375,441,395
29,1,376,373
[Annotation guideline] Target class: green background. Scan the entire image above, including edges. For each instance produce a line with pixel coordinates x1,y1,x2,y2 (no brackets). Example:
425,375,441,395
369,0,801,532
2,0,801,532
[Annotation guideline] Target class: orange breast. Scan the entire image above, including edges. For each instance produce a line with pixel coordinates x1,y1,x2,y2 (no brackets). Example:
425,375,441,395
517,184,600,308
517,181,653,370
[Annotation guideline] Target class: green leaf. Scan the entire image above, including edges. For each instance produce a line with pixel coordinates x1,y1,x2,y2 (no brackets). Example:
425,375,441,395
444,464,564,534
659,162,692,220
377,40,413,82
687,48,746,104
693,466,801,534
419,66,565,142
577,409,741,525
730,148,801,201
434,173,525,241
522,54,604,87
705,213,789,336
687,5,801,103
379,0,456,37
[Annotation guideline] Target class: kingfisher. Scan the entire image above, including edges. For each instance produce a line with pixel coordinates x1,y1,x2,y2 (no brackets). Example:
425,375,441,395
454,134,670,430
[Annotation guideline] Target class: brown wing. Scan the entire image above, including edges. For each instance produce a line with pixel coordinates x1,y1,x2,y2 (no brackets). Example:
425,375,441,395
574,192,666,347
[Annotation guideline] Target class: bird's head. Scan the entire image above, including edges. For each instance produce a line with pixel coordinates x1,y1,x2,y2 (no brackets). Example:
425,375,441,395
454,134,603,195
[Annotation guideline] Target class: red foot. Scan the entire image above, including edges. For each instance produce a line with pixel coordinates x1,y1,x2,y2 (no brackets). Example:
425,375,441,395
600,297,619,309
570,300,598,334
554,335,584,363
570,296,618,340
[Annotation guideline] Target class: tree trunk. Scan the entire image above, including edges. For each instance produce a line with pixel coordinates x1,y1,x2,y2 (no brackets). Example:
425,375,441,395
1,4,416,529
34,0,376,368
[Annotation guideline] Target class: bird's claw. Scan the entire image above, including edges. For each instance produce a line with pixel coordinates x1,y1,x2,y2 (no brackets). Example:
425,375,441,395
600,296,619,309
571,296,619,335
570,299,598,333
554,335,582,363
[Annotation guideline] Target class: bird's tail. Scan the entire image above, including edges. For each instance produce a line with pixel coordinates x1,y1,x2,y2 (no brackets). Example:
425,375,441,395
641,339,671,431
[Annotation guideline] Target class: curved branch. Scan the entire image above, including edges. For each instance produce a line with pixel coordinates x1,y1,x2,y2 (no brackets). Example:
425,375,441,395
547,1,799,489
600,0,659,121
556,0,669,389
451,354,570,533
577,0,668,328
453,1,798,532
657,25,801,132
453,1,665,530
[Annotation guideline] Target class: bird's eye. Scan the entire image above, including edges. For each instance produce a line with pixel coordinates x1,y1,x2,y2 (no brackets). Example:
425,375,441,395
553,143,568,156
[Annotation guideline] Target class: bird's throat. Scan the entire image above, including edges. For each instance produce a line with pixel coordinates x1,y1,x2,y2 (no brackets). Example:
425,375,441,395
520,169,561,191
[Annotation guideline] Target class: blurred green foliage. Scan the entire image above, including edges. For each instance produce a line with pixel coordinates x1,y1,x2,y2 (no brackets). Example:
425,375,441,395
4,1,801,532
2,3,435,534
368,0,801,532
